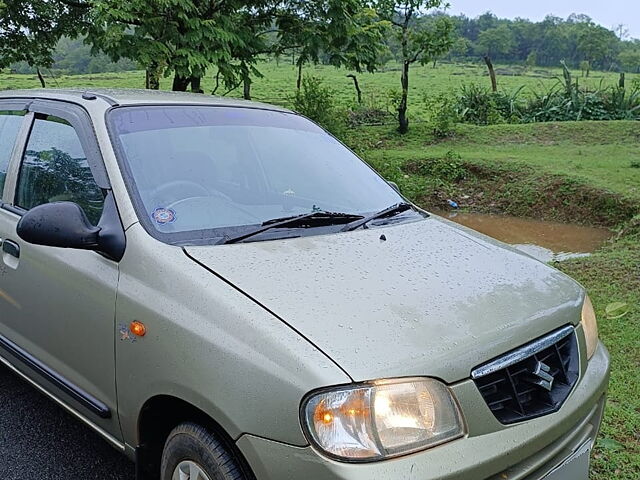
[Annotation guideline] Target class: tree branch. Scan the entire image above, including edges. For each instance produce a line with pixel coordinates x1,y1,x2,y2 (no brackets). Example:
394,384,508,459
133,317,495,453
57,0,92,9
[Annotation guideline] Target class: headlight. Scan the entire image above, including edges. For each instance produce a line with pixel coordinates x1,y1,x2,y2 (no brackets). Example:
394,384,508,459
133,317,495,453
581,294,599,360
301,378,465,462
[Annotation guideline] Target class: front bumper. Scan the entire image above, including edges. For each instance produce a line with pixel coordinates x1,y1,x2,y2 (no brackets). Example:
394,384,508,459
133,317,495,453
237,341,610,480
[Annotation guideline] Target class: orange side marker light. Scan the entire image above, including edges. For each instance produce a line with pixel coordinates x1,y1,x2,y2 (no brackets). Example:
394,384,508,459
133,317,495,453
129,321,147,337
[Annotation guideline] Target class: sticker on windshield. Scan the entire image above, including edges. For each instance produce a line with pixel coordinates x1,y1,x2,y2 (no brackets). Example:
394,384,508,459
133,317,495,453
152,207,176,225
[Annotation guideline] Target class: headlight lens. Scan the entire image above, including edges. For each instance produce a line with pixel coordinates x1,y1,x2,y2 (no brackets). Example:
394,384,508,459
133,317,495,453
582,294,599,359
301,378,465,461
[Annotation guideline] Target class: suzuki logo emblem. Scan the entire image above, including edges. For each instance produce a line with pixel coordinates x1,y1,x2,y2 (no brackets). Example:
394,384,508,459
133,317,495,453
530,361,555,391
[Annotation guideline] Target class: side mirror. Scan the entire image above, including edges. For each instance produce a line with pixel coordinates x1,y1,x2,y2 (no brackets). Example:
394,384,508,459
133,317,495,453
17,202,100,250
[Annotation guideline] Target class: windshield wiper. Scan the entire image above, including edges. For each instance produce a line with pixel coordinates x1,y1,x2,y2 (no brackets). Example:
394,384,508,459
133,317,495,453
340,202,413,232
222,211,364,244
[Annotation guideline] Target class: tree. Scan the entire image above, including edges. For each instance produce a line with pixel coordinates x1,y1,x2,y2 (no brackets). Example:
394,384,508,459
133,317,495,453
0,0,86,86
576,23,619,72
86,0,265,92
475,25,515,58
615,24,630,41
85,0,385,96
525,50,537,70
276,1,387,92
619,48,640,73
374,0,454,133
450,36,471,58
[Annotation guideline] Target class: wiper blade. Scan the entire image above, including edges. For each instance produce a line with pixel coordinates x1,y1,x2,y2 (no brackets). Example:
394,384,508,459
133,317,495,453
340,202,413,232
223,211,364,245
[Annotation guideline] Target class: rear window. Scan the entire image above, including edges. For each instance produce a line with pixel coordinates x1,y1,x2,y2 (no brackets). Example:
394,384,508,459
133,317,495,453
0,111,25,197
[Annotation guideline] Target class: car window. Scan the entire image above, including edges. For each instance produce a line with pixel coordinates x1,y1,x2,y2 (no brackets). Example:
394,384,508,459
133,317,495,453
0,111,25,197
15,115,104,225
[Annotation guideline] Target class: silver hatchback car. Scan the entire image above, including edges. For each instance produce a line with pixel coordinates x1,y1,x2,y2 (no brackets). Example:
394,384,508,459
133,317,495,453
0,89,609,480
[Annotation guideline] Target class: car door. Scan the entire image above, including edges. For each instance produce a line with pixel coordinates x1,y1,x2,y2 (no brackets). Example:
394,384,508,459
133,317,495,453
0,99,122,441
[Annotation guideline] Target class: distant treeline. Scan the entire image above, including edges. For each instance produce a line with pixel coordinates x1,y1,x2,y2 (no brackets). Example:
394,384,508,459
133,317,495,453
9,37,137,75
445,13,639,72
7,12,640,76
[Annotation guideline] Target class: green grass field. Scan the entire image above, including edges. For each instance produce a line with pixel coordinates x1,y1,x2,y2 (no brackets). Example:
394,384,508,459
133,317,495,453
1,62,639,478
2,60,638,118
347,121,640,202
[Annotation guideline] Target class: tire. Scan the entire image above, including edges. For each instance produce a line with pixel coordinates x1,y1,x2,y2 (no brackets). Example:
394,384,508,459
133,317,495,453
160,422,247,480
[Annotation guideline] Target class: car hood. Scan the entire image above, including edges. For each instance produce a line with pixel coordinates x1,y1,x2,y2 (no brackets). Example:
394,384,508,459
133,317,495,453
185,216,584,383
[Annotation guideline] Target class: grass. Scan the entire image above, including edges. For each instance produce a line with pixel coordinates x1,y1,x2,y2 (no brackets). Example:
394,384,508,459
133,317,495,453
345,121,640,207
561,230,640,480
1,61,638,478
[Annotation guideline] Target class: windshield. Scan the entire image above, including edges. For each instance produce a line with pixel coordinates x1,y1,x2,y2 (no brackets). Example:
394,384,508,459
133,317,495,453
108,105,408,244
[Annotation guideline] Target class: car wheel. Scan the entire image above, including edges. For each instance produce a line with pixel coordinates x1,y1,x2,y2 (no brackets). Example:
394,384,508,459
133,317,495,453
160,423,247,480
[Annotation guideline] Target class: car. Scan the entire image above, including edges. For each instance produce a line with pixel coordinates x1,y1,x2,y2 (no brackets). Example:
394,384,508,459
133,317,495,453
0,88,609,480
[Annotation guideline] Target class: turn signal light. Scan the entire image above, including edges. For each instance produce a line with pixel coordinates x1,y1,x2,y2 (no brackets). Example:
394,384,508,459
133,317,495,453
129,321,147,337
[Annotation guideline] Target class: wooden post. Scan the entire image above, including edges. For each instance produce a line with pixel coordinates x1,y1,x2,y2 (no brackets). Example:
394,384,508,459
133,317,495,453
483,55,497,92
347,74,362,104
36,68,46,88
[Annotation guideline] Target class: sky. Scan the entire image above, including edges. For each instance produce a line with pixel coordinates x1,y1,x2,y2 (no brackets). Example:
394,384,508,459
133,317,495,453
445,0,639,40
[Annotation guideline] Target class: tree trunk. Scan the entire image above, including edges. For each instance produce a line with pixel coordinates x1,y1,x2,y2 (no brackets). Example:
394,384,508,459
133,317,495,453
190,76,204,93
243,74,252,100
347,74,362,104
172,75,191,92
398,61,410,134
145,63,160,90
483,55,497,92
36,68,46,88
296,61,303,90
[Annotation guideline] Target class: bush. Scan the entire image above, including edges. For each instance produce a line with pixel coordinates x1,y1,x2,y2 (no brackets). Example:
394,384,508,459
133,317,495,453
346,92,395,127
425,92,459,138
291,76,344,135
455,84,509,125
409,151,468,183
449,77,640,126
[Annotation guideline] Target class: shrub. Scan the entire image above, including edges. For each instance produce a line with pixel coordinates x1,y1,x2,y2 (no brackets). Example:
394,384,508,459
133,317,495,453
449,77,640,126
454,84,510,125
425,92,459,138
346,92,395,127
409,151,468,183
291,76,344,135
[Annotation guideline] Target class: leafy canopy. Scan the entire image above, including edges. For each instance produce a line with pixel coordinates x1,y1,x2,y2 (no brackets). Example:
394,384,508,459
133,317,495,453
0,0,86,69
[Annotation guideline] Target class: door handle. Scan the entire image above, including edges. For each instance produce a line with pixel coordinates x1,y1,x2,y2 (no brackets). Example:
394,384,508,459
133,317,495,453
2,240,20,259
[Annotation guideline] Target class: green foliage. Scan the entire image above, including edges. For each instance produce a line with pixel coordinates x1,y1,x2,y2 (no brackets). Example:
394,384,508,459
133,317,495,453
618,48,640,73
292,76,344,135
0,1,86,71
425,92,459,138
280,2,388,77
454,84,508,125
22,147,103,224
346,92,395,126
448,71,640,126
525,51,537,69
474,25,515,57
374,0,455,133
410,151,467,183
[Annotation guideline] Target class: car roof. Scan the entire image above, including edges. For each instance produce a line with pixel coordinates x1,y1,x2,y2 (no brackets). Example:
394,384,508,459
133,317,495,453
0,88,292,112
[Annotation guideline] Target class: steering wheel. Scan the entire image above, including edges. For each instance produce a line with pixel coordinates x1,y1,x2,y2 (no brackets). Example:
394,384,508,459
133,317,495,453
152,180,232,204
167,195,215,211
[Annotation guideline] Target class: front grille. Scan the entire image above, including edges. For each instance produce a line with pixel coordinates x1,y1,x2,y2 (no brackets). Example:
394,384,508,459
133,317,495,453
472,326,579,424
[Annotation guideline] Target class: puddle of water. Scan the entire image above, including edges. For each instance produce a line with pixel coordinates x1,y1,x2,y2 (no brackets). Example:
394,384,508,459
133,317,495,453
435,211,614,263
